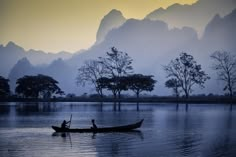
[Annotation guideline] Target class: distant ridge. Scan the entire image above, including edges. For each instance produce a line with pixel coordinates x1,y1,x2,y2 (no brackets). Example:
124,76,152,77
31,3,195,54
96,9,126,44
145,0,236,36
0,41,72,77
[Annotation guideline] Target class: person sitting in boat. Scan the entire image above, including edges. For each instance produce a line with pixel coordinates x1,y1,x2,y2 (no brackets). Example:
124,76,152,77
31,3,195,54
61,120,70,129
91,119,97,129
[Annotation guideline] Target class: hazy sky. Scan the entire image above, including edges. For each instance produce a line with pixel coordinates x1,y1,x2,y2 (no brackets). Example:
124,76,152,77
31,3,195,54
0,0,197,53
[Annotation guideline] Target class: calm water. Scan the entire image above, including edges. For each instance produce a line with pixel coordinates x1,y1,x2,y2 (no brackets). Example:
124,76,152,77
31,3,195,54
0,102,236,157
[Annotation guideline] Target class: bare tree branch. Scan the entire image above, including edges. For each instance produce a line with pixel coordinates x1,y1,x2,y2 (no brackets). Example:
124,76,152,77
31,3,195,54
76,60,105,97
164,52,210,98
211,51,236,98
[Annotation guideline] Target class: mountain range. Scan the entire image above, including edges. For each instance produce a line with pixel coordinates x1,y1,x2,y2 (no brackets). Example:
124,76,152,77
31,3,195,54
0,42,72,77
145,0,236,36
1,1,236,96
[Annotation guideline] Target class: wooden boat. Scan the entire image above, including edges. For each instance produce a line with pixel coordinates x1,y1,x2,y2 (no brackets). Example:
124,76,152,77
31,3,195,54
52,119,144,133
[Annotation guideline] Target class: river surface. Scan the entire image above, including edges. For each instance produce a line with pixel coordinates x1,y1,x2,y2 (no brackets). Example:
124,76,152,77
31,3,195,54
0,102,236,157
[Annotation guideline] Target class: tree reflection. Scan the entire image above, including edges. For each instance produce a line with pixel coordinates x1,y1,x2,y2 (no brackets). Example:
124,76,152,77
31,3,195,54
15,102,59,116
113,102,117,111
136,102,140,111
179,114,201,156
230,103,233,111
0,103,10,114
176,103,179,111
185,103,189,111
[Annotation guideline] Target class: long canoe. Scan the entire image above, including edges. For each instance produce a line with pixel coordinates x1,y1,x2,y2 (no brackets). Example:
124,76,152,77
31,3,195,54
52,119,144,133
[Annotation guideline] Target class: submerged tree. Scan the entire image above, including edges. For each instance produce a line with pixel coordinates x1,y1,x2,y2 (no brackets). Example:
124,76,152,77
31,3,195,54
211,51,236,98
0,76,10,98
97,77,118,98
99,47,133,98
164,52,210,98
115,76,130,98
77,60,105,97
127,74,156,98
77,47,133,99
97,76,129,99
15,74,64,98
165,78,181,98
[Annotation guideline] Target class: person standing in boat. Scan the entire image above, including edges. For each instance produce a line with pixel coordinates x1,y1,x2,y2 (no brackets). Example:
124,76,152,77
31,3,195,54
91,119,97,129
61,120,70,129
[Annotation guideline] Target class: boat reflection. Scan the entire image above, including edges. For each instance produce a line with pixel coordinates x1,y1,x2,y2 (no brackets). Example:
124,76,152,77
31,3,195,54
52,130,144,140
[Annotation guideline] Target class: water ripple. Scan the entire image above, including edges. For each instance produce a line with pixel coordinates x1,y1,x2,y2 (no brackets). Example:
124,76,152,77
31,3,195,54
0,103,236,157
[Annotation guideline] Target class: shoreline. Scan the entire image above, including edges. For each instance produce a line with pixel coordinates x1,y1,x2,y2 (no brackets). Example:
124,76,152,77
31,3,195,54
0,97,235,104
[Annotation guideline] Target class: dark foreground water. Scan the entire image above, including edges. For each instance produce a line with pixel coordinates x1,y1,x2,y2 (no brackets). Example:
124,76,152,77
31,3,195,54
0,102,236,157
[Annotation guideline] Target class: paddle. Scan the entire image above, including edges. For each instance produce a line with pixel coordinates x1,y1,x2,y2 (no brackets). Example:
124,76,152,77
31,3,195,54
68,114,72,128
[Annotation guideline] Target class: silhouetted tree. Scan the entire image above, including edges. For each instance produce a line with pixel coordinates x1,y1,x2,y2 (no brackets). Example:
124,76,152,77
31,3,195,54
97,76,129,99
116,76,130,98
165,78,181,98
126,74,156,98
99,47,133,98
97,77,117,98
0,76,10,98
164,52,210,98
77,60,105,97
99,47,133,77
211,51,236,98
15,74,64,98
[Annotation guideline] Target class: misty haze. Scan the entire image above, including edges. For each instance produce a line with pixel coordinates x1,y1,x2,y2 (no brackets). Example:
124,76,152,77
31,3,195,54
0,0,236,157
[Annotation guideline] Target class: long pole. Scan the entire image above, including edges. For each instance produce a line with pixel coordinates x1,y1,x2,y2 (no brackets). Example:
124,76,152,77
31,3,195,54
69,114,72,128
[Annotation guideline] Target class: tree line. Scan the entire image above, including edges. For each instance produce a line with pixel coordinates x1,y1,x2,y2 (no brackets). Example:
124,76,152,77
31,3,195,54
0,48,235,100
76,47,156,99
165,51,236,99
0,74,64,99
76,48,236,99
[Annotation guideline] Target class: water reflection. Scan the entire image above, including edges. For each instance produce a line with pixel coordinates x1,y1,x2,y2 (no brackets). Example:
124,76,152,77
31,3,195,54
94,132,144,157
51,130,144,157
178,115,202,156
52,132,69,138
176,103,179,111
0,102,235,157
15,102,61,113
0,104,10,114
